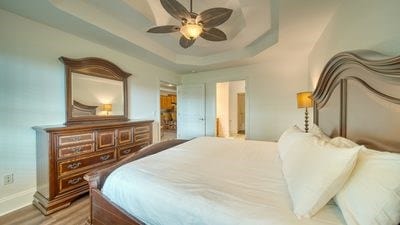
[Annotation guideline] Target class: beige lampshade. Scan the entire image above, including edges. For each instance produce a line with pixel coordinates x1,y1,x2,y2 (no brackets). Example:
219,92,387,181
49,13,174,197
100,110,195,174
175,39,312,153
101,104,112,112
297,91,313,108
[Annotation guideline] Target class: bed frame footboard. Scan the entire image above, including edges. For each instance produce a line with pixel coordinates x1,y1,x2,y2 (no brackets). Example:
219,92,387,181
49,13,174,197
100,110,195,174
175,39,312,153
84,139,188,225
90,189,143,225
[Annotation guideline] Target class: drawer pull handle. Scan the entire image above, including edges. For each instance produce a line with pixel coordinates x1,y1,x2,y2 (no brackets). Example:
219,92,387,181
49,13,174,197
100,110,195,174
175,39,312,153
67,162,82,170
73,136,81,142
67,177,82,185
73,147,82,153
100,155,111,161
123,149,132,155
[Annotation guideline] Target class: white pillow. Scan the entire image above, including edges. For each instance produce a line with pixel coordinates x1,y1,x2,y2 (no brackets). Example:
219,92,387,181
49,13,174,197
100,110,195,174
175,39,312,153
278,125,309,160
329,136,358,148
281,135,361,218
335,147,400,225
279,125,303,141
310,124,331,141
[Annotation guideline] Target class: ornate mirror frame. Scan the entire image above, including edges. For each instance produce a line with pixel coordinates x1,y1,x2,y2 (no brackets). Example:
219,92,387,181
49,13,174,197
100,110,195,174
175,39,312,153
60,57,131,124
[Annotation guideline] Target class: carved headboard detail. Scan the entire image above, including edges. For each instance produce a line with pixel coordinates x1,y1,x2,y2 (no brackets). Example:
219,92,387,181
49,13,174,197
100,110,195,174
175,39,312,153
72,100,98,116
313,50,400,153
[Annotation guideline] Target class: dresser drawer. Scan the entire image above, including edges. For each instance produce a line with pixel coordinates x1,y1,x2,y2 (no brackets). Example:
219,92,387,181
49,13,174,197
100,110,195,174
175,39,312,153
58,150,116,176
58,172,87,194
117,128,133,146
134,125,151,134
58,143,94,159
96,130,115,150
34,120,154,215
57,132,94,147
118,142,149,159
134,133,150,143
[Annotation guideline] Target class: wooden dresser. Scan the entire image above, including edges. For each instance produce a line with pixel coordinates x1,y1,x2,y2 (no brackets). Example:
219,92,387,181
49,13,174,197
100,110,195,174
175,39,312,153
33,120,153,215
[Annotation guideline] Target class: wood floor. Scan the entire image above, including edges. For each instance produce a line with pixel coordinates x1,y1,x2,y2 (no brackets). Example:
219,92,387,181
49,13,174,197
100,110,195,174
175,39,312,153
0,195,89,225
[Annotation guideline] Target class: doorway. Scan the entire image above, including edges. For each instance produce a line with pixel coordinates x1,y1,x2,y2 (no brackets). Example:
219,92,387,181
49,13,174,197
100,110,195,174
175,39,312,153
160,81,177,141
216,80,246,139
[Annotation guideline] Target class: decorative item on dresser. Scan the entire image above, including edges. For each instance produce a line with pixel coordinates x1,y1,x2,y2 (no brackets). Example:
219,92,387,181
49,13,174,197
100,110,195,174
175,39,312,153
60,56,131,124
33,120,153,215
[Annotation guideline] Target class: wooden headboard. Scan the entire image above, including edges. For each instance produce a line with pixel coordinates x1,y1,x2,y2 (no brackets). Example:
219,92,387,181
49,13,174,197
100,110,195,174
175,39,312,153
313,50,400,153
72,100,98,116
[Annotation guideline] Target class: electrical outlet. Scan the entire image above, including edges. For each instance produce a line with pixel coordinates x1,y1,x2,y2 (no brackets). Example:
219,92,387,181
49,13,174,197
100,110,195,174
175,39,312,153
4,174,14,185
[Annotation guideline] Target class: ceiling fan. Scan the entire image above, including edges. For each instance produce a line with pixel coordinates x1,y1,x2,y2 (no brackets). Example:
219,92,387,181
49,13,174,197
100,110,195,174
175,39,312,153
147,0,233,48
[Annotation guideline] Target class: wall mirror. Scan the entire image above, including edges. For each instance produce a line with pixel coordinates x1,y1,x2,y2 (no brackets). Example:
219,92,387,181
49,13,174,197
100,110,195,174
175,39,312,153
60,57,131,124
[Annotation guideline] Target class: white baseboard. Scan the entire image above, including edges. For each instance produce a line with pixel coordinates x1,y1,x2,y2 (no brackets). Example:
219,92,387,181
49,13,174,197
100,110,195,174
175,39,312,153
0,187,36,216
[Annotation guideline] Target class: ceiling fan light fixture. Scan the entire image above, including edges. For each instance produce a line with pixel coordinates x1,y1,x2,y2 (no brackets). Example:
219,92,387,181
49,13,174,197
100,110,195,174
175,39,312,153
180,22,203,40
147,0,233,48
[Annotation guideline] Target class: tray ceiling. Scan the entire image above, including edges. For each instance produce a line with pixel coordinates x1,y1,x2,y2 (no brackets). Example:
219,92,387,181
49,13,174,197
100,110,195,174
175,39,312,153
49,0,278,66
0,0,341,73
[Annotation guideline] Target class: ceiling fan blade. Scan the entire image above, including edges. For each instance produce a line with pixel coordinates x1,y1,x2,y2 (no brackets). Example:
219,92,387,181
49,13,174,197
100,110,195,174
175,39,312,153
179,36,195,48
200,28,227,41
196,8,233,28
161,0,191,21
147,25,180,33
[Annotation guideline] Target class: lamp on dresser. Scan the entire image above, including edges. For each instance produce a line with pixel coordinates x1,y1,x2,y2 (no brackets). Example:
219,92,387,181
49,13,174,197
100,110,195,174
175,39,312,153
101,104,112,115
297,91,313,132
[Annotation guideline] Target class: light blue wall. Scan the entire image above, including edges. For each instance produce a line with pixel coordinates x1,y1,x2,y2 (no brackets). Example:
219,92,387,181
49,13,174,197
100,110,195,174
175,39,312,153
182,60,307,141
0,9,179,215
309,0,400,88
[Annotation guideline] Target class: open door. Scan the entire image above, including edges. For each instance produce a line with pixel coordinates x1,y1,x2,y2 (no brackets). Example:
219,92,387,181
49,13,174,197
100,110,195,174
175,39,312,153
177,84,206,139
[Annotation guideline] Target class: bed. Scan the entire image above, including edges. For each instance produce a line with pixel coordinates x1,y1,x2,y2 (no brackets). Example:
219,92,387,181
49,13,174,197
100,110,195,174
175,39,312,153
84,50,400,225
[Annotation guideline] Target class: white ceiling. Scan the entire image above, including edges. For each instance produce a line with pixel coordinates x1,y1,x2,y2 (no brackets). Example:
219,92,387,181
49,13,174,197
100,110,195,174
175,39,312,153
0,0,341,74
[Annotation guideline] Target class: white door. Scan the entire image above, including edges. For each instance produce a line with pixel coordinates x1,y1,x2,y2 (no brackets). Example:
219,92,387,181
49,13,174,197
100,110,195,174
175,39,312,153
177,84,206,139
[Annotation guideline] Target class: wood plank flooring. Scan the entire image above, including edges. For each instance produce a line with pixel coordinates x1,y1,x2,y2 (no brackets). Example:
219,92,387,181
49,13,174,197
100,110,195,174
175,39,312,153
0,195,89,225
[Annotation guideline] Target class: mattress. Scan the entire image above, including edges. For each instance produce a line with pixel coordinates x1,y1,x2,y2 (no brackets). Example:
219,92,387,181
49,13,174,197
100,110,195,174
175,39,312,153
102,137,346,225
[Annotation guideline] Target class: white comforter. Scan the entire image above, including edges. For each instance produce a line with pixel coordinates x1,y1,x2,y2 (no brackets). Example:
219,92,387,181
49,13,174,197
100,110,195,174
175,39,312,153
102,137,345,225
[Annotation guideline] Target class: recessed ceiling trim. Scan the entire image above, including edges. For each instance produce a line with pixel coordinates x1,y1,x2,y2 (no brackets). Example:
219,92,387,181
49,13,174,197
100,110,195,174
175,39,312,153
49,0,178,61
49,0,279,67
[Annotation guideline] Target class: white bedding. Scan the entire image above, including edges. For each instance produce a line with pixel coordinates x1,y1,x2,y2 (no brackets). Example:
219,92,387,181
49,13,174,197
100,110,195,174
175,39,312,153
102,137,346,225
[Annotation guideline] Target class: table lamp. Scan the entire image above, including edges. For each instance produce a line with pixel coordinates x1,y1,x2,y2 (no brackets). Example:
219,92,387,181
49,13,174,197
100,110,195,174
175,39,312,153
297,91,313,132
101,104,112,116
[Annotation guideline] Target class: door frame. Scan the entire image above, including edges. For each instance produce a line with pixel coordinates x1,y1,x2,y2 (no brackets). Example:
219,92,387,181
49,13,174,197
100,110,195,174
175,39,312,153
237,92,245,134
158,80,179,143
214,78,249,139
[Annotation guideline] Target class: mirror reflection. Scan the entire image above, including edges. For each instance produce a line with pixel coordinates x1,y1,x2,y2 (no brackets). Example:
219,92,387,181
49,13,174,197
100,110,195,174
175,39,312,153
71,73,124,117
